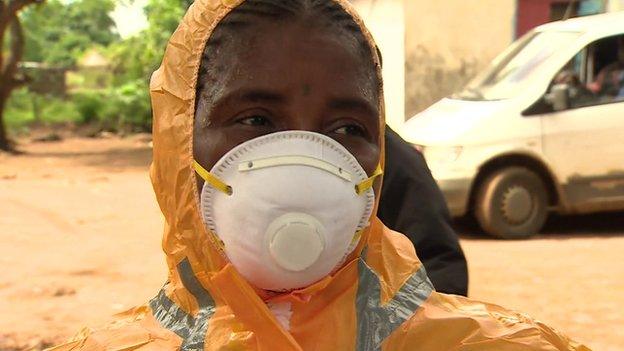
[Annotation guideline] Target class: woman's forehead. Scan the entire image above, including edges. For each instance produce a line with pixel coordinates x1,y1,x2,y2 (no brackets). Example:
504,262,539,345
201,20,379,107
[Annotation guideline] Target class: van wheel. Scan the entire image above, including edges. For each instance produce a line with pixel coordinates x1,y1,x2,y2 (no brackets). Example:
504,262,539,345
475,167,548,239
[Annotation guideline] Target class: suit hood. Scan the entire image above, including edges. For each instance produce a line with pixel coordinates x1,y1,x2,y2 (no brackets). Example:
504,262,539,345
148,0,395,315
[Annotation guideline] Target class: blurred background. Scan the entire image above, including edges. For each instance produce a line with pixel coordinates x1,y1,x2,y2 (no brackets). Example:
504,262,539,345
3,0,622,139
1,0,623,350
0,0,187,142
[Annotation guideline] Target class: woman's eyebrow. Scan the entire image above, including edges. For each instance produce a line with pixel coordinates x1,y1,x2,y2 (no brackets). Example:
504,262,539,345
206,88,287,118
218,88,286,105
239,89,286,103
327,97,379,120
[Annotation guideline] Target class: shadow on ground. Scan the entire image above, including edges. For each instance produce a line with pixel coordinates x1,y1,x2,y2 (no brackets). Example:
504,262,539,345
6,136,154,173
23,147,153,171
455,211,624,240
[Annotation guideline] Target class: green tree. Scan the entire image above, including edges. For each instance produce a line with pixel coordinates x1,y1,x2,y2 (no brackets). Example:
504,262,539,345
20,0,119,67
101,0,192,130
108,0,192,84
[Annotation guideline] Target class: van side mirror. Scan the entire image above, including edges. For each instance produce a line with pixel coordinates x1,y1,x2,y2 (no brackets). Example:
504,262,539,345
545,84,570,111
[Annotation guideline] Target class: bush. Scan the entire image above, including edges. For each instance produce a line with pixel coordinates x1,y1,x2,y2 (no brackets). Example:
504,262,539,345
4,88,35,134
73,90,106,123
5,88,81,133
100,80,152,132
4,80,153,135
41,98,81,124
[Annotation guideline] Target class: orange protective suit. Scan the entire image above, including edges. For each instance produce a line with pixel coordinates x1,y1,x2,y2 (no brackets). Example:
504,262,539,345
48,0,591,350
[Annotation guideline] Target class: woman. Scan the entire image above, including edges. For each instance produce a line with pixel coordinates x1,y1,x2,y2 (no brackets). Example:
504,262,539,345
49,0,589,350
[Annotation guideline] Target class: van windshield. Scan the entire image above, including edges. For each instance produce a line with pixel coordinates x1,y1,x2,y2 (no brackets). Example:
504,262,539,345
455,30,581,101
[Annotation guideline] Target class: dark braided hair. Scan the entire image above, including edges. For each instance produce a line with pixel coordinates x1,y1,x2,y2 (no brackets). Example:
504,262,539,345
194,0,380,124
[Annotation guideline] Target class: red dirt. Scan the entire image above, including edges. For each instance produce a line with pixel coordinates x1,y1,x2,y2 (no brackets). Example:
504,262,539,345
0,137,621,350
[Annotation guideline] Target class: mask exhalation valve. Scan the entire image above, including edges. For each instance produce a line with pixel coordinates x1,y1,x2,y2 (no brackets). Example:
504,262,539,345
266,213,326,272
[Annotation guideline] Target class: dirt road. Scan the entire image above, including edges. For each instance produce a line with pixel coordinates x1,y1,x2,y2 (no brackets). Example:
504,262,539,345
0,137,622,350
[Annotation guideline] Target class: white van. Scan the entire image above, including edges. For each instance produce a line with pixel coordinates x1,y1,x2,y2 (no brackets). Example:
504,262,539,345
402,12,624,239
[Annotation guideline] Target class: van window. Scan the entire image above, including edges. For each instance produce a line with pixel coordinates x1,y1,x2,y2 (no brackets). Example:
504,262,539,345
455,30,581,101
551,34,624,108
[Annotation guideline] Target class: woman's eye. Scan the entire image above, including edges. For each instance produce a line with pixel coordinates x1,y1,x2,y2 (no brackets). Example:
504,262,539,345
334,124,366,137
237,115,272,127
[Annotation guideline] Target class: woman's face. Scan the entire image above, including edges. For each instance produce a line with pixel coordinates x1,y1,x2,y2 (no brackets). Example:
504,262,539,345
193,20,380,179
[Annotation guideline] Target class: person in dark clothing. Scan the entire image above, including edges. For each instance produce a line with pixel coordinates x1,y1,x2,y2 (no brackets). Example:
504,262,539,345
378,126,469,296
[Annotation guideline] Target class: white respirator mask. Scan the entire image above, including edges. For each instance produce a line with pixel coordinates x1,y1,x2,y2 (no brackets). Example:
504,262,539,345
194,131,381,291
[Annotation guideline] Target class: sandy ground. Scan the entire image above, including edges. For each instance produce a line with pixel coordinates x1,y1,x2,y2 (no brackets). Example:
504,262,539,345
0,137,622,350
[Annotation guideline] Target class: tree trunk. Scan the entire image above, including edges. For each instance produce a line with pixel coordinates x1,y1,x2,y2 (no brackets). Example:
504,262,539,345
0,91,10,151
2,0,46,150
0,15,27,151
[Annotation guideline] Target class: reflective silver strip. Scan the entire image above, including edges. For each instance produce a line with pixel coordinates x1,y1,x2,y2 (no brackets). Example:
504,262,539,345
355,258,434,351
150,258,432,350
149,258,216,351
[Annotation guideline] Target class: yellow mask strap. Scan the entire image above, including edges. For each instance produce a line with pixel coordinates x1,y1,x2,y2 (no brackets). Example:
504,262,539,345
355,164,383,195
195,159,380,196
193,160,233,196
351,228,366,246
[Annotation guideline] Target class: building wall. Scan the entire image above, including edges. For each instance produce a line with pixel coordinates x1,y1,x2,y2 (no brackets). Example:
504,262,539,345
517,0,606,38
608,0,624,11
362,0,621,122
352,0,406,130
404,0,516,118
516,0,553,37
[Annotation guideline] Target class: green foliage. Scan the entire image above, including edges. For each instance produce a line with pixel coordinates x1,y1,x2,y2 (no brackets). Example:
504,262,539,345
107,35,155,86
108,0,192,84
72,90,106,124
4,89,35,133
100,80,152,131
7,82,153,134
72,80,152,131
5,88,81,133
43,98,82,124
20,0,119,66
96,0,191,132
6,0,193,135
